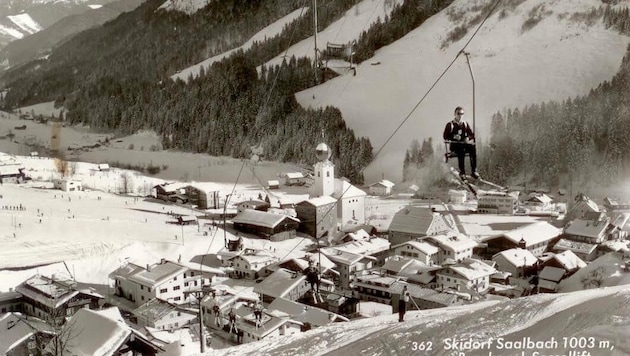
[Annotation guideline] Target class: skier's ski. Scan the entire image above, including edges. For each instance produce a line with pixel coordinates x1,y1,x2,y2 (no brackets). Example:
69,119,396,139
449,167,478,197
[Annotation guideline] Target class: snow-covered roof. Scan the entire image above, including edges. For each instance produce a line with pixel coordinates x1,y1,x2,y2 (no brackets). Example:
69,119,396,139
320,248,368,266
444,259,497,280
553,238,598,255
155,182,187,193
0,313,51,355
539,266,565,282
493,248,538,268
526,193,553,204
127,261,188,288
369,180,395,188
332,179,366,199
236,199,270,208
390,283,458,306
501,221,562,247
278,253,336,272
392,240,440,255
302,195,337,207
538,279,558,292
268,180,280,186
186,181,221,193
16,275,81,309
388,206,444,235
232,210,299,229
0,165,22,176
257,268,306,299
55,308,159,356
427,233,478,252
572,198,600,213
333,237,390,256
564,219,610,238
286,172,305,179
232,253,278,268
354,274,399,288
382,257,417,274
612,213,630,229
552,250,587,271
268,297,348,326
133,298,195,322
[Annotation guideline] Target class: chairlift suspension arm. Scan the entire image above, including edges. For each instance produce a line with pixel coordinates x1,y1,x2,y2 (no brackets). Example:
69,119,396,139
462,51,476,137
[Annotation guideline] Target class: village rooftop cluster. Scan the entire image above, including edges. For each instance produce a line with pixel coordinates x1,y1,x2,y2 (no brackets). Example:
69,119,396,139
0,143,630,355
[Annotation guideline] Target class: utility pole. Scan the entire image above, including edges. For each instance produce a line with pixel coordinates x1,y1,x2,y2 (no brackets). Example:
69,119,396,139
185,283,212,353
461,51,476,137
313,0,319,84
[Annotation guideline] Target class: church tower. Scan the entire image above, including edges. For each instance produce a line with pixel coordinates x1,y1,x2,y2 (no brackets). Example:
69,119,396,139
312,142,335,197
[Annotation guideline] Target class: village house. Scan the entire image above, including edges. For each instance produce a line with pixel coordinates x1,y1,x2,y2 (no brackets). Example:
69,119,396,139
226,250,278,279
390,282,460,310
320,247,379,289
0,164,26,184
267,180,280,189
97,163,110,171
53,178,82,192
368,179,395,196
426,232,477,264
109,259,211,307
236,199,271,213
354,274,458,309
267,297,349,328
0,313,53,356
265,253,337,277
284,172,306,186
566,194,600,220
332,236,391,266
234,304,303,344
47,307,163,355
133,298,197,331
552,239,598,262
492,248,539,278
232,210,300,241
153,182,188,203
435,259,497,294
540,250,586,275
537,266,565,293
387,206,457,246
603,197,630,213
200,286,258,326
332,179,367,229
563,217,620,244
522,193,554,211
185,182,221,209
484,221,562,257
295,196,338,238
15,275,103,322
476,191,519,215
0,291,22,314
391,240,439,265
257,268,329,304
385,257,440,287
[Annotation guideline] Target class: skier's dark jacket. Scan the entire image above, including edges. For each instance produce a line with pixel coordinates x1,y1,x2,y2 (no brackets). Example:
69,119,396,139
443,120,474,142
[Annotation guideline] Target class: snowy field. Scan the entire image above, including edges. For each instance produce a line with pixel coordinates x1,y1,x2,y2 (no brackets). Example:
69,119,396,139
0,153,320,294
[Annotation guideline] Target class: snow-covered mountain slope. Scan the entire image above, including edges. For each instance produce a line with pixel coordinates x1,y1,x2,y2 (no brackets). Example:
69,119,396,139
207,284,630,356
158,0,214,15
293,0,630,184
171,7,309,82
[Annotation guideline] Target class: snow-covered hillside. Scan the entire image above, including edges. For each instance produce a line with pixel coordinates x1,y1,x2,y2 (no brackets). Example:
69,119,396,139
292,0,630,183
205,284,630,356
158,0,213,15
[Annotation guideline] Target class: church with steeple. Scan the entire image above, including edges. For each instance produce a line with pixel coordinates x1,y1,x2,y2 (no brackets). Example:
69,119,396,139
308,141,366,231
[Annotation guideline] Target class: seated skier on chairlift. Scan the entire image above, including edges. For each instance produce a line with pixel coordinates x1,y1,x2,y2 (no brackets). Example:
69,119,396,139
443,106,479,181
304,259,321,294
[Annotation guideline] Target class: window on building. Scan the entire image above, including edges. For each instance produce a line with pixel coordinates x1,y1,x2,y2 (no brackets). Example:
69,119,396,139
148,287,152,292
185,282,189,287
174,286,181,291
160,288,168,293
141,296,145,301
184,273,187,278
174,296,181,301
191,272,194,276
140,285,144,290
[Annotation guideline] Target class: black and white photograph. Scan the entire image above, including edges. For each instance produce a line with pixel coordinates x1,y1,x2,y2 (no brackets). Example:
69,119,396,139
0,0,629,355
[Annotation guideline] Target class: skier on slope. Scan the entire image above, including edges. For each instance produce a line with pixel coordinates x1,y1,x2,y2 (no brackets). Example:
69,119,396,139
443,106,479,181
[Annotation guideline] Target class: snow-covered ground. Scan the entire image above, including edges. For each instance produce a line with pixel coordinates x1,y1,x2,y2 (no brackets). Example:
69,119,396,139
0,153,318,293
204,285,630,356
158,0,213,15
7,13,42,35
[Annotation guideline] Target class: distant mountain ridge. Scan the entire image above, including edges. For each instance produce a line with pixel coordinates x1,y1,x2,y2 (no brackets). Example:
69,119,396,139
0,0,144,70
0,0,122,57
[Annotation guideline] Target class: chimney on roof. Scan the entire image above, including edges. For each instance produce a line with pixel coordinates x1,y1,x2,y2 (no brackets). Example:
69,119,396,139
178,254,182,263
161,258,166,265
147,264,151,272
